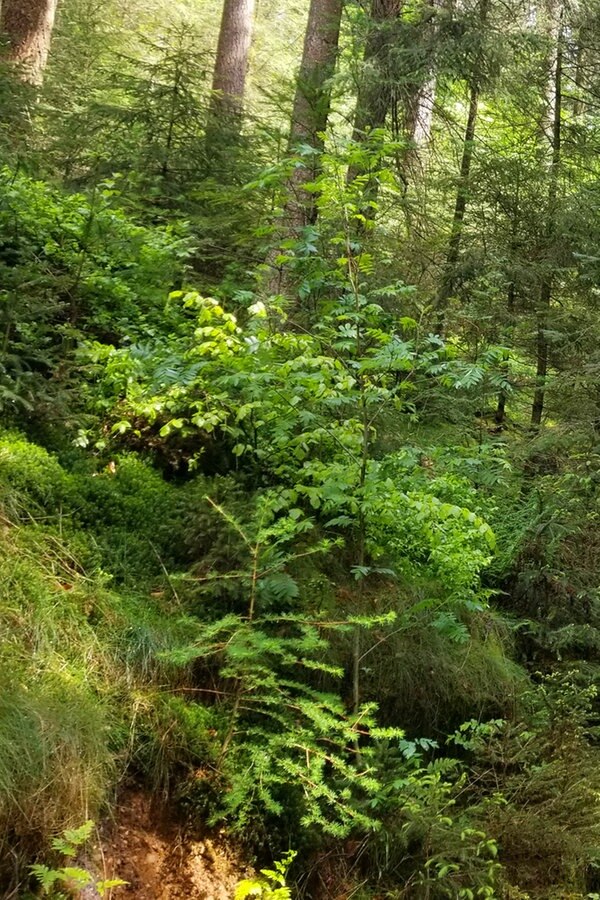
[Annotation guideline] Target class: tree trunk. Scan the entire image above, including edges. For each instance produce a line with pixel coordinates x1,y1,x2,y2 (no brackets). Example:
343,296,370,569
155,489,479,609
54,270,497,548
266,0,343,301
573,39,585,117
434,0,489,335
495,275,517,428
403,0,443,164
495,198,520,429
406,77,436,150
531,281,552,428
285,0,343,228
434,77,480,333
1,0,59,85
208,0,256,131
347,0,402,186
531,9,563,428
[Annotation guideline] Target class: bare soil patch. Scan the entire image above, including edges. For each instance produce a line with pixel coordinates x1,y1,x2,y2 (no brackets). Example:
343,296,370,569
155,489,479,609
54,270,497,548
82,790,251,900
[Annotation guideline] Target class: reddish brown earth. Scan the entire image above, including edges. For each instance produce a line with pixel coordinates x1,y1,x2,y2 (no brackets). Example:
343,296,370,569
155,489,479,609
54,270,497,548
80,791,252,900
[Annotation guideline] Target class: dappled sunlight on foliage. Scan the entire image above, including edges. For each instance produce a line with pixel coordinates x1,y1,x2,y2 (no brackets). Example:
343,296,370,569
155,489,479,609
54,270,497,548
2,0,600,896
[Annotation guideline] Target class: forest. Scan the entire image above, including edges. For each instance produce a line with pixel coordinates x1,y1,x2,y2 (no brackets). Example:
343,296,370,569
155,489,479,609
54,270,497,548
2,0,600,896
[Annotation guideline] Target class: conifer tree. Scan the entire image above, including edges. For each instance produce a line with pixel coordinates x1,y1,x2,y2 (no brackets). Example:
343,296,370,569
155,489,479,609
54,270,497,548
531,0,564,427
434,0,490,334
1,0,59,85
403,0,443,164
207,0,256,136
267,0,343,299
347,0,401,185
286,0,343,227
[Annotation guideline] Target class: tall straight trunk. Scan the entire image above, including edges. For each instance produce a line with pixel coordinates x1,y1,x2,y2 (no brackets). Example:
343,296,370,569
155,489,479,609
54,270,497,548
403,0,443,164
572,33,585,117
434,0,489,335
531,11,563,428
267,0,343,300
434,81,480,332
347,0,402,186
406,77,436,149
208,0,256,132
495,186,521,429
1,0,59,85
285,0,343,228
495,267,517,427
531,281,552,428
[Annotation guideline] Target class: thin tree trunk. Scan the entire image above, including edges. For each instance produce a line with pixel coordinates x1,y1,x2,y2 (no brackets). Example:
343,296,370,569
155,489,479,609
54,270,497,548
573,38,585,117
495,280,517,427
207,0,256,134
531,6,563,428
531,281,551,428
1,0,59,85
434,80,480,332
495,209,519,428
434,0,489,335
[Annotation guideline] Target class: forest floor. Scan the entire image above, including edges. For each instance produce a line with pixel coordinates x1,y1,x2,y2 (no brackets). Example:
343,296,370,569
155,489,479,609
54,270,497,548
82,790,251,900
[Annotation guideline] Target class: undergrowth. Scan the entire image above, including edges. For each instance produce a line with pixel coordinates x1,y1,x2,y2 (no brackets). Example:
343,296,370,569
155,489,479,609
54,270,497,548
0,432,210,887
3,429,600,899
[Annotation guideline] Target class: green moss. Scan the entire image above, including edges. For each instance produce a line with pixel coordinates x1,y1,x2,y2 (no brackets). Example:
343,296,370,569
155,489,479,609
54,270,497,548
0,437,218,873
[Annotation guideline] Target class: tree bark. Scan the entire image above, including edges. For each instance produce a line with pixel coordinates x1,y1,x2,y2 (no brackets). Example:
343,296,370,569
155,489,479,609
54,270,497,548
347,0,402,186
208,0,256,131
266,0,343,300
285,0,343,228
403,0,443,163
434,76,480,332
405,76,436,150
573,39,585,117
495,201,520,429
434,0,489,335
1,0,59,85
531,7,563,428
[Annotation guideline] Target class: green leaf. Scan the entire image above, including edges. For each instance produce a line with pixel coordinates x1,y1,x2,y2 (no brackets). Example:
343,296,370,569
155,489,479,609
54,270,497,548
97,878,129,896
